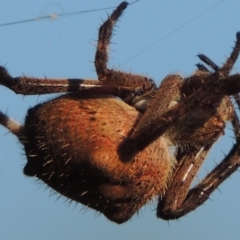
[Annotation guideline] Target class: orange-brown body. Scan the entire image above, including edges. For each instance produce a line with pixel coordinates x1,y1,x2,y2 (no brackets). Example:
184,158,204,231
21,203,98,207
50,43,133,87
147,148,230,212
0,2,239,224
21,93,174,223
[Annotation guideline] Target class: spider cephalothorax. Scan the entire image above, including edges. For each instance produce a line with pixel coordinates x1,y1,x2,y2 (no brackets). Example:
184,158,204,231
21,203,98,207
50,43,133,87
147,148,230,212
1,1,240,224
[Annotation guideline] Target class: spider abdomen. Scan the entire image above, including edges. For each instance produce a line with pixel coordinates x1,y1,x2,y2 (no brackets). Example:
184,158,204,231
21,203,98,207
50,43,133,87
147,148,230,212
21,93,174,223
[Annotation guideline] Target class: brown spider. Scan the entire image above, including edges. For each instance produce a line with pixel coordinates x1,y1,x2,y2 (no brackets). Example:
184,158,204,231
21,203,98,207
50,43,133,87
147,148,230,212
1,1,240,224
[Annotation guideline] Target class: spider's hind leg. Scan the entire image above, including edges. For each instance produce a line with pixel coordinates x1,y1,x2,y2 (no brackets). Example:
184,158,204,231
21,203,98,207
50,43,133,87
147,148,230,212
95,2,128,81
94,2,156,95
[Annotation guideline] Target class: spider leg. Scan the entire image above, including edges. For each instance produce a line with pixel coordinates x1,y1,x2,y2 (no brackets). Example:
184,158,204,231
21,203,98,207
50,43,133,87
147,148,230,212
157,49,240,219
0,66,104,94
221,32,240,77
94,2,156,94
157,111,240,220
157,145,212,220
0,111,22,136
95,2,128,80
197,31,240,75
0,66,130,96
0,2,156,100
118,74,183,159
120,32,240,154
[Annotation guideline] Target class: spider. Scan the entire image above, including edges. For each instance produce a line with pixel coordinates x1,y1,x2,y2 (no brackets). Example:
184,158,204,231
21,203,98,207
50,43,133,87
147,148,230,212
1,1,240,224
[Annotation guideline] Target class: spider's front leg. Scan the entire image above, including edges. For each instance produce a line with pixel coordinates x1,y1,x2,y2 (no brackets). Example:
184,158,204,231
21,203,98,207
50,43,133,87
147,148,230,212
157,145,212,219
121,31,240,153
155,35,240,220
157,112,240,220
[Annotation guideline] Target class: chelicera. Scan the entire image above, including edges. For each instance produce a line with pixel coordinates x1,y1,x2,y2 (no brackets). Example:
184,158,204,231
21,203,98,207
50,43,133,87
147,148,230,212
1,2,240,224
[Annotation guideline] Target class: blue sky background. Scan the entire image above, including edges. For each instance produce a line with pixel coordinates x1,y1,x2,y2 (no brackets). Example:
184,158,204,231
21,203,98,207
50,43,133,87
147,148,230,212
0,0,240,239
